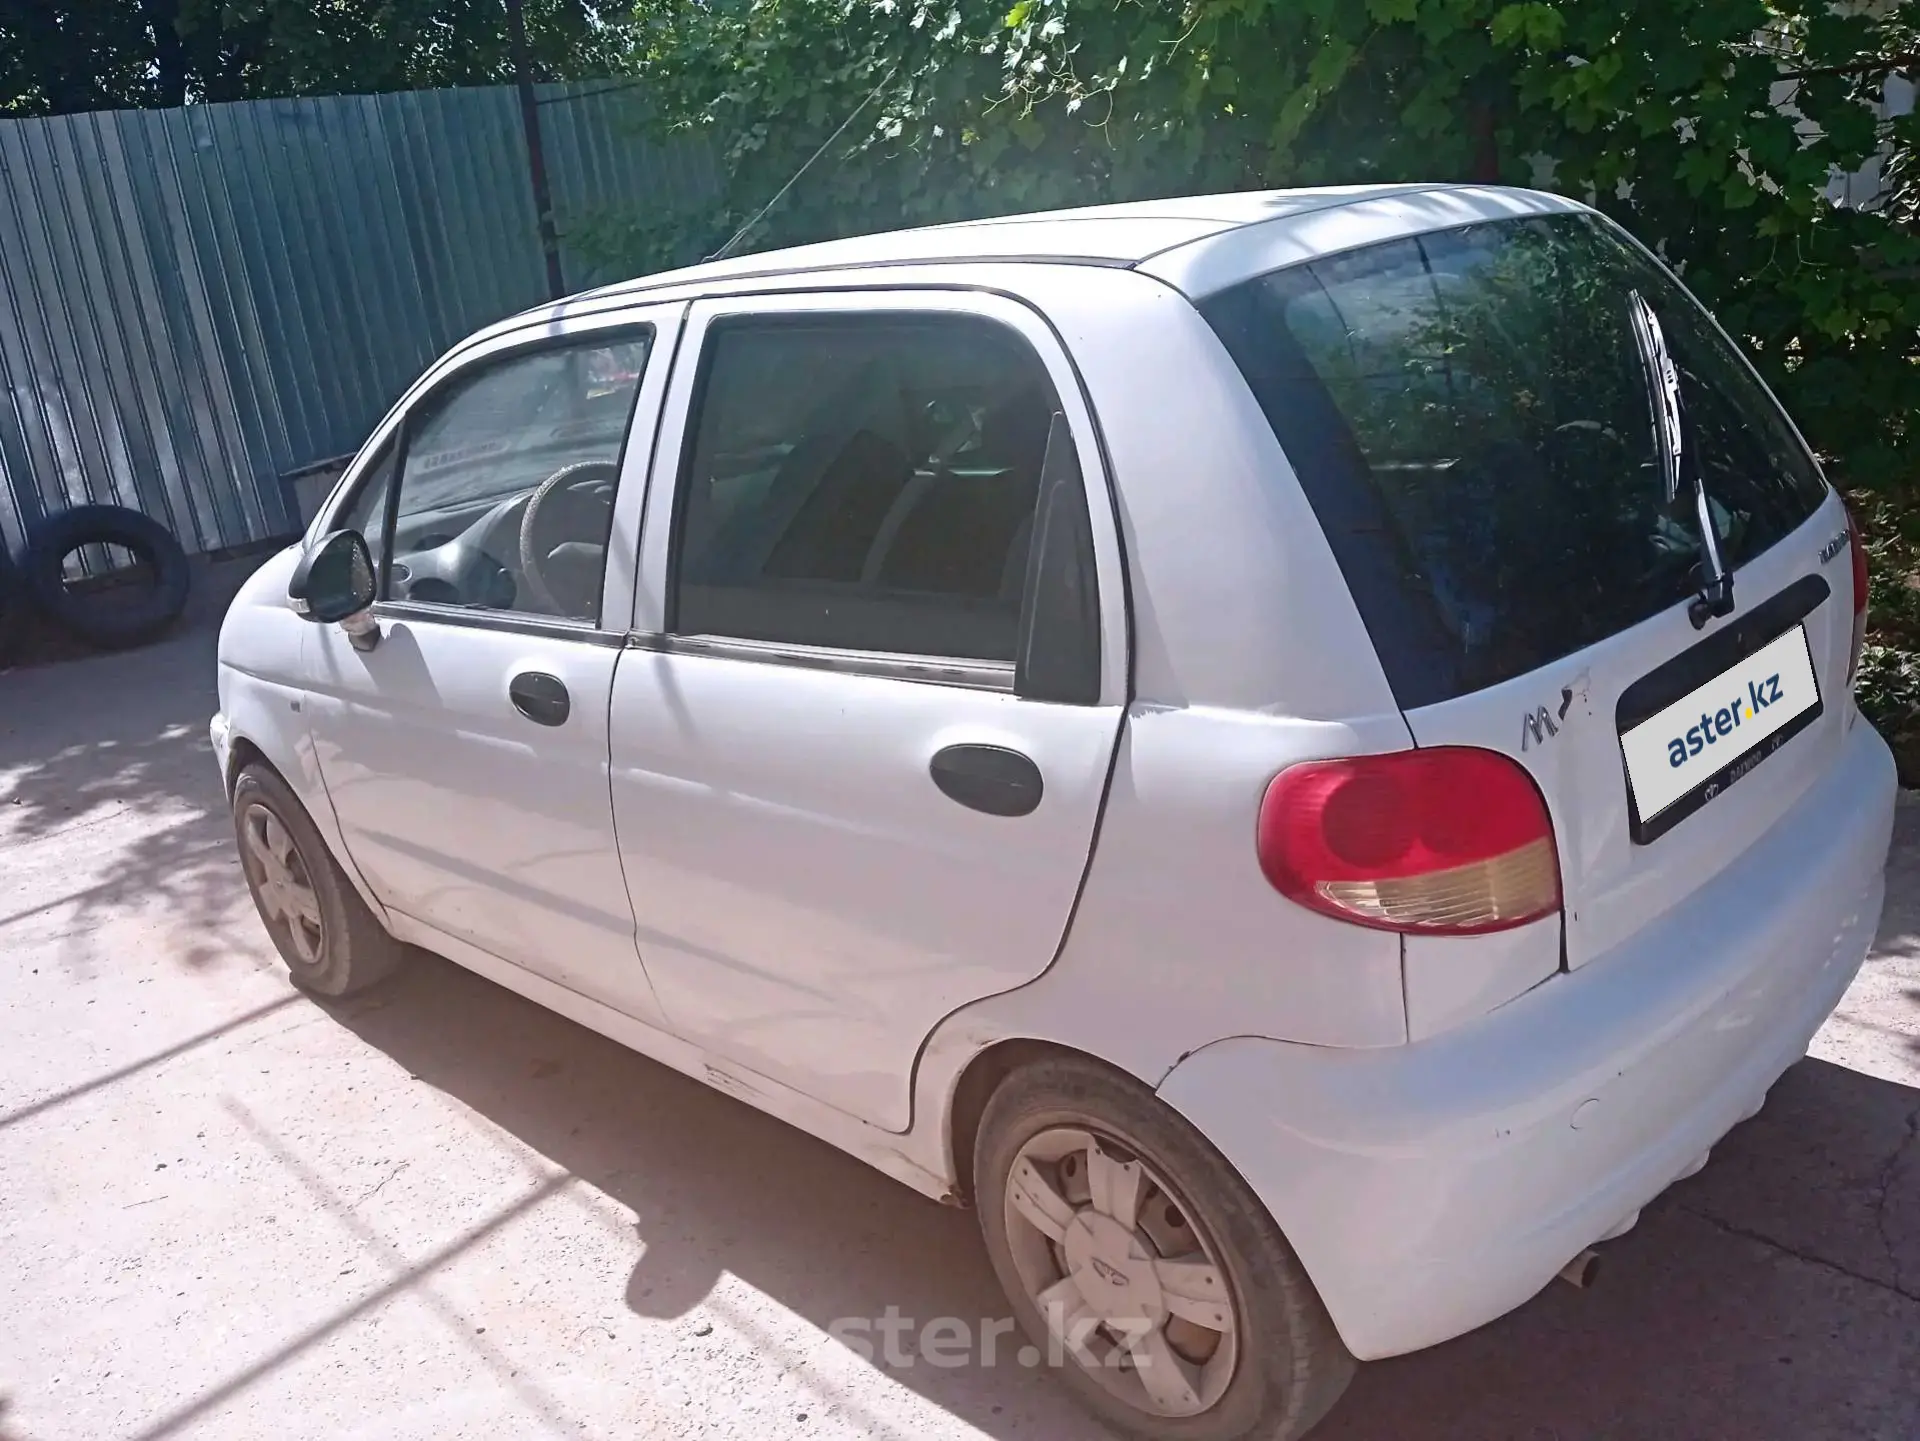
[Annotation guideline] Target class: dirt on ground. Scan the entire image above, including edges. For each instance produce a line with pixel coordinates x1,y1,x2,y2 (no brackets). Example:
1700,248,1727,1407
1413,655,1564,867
2,567,1917,1441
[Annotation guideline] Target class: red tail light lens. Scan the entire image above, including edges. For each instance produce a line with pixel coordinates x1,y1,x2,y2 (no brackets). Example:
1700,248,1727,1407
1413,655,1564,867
1846,503,1869,687
1257,748,1561,935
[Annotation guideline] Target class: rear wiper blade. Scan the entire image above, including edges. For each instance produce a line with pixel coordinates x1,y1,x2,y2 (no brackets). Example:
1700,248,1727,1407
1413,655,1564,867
1628,290,1733,628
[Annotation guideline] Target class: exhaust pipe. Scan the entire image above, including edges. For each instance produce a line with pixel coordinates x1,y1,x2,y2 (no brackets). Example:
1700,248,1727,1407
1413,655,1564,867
1557,1248,1601,1289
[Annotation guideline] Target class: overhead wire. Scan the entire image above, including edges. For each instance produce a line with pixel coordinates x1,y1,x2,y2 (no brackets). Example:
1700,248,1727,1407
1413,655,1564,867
705,64,900,261
527,64,901,263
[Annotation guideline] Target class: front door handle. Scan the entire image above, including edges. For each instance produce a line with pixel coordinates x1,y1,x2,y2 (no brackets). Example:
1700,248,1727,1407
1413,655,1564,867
929,744,1044,817
509,671,570,727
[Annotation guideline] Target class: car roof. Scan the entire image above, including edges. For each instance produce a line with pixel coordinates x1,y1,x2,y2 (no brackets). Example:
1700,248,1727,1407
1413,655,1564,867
582,183,1583,294
476,183,1588,349
575,185,1430,295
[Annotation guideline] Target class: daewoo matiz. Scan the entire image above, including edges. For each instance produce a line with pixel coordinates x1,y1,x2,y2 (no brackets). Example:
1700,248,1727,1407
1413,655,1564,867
213,185,1896,1440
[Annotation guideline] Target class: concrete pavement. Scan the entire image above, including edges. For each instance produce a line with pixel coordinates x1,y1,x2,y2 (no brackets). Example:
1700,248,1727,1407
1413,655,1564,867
2,582,1917,1441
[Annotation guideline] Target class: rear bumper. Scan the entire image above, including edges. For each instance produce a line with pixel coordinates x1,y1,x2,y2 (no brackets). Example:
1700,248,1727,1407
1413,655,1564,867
1157,716,1896,1361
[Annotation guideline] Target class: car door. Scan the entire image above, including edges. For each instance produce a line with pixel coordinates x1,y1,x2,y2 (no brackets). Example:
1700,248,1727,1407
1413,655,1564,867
305,305,682,1026
609,288,1130,1132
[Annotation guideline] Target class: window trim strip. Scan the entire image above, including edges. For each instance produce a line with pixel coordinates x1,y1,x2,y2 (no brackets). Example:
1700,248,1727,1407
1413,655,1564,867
362,602,1021,683
626,631,1015,691
372,600,628,647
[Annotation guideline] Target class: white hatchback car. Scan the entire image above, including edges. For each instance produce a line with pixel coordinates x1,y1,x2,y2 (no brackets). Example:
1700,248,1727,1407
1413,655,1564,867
213,185,1896,1441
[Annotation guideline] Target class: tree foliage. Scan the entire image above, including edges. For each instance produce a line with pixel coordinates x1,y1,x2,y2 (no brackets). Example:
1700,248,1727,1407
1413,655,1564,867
617,0,1916,499
5,0,1914,748
0,0,637,115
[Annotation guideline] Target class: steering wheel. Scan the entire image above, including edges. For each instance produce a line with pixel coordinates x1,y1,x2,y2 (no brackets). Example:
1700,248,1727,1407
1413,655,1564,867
518,460,620,617
1548,418,1631,470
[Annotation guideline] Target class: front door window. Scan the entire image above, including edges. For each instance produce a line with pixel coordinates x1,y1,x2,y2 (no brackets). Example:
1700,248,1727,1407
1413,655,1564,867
377,333,652,623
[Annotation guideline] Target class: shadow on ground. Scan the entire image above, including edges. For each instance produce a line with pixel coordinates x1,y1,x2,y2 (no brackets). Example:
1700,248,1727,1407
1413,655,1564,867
4,565,1917,1439
327,937,1920,1440
0,566,261,976
328,951,1044,1434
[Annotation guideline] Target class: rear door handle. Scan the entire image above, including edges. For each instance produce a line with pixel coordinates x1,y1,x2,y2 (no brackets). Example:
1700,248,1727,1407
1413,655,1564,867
509,671,570,727
929,744,1044,817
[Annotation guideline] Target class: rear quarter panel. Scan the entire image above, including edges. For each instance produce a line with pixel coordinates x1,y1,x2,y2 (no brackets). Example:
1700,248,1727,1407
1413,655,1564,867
907,267,1410,1158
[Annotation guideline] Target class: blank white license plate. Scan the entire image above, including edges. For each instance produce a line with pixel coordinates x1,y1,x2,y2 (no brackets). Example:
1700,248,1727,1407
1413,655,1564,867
1619,624,1821,825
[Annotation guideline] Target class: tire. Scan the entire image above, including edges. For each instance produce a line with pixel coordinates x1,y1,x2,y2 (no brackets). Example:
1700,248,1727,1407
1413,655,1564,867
0,543,24,667
231,762,403,997
23,504,191,650
976,1058,1355,1441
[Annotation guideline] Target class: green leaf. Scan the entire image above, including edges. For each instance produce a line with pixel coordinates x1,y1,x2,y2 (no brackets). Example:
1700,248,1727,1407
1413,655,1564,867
1004,0,1035,29
1306,37,1356,92
1491,3,1562,49
1364,0,1420,23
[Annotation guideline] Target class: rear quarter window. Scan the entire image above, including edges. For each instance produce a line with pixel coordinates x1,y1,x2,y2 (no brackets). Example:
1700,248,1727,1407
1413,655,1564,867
1200,212,1829,708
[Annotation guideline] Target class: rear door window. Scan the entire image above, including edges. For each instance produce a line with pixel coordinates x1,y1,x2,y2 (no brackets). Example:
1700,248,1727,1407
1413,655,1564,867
671,314,1067,663
1201,213,1829,708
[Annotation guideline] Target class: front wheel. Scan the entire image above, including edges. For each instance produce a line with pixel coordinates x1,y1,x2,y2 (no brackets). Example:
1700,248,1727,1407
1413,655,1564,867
232,762,403,997
975,1057,1354,1441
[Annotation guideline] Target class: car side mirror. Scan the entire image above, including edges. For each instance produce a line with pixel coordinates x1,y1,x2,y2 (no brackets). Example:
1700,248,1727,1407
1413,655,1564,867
289,529,380,648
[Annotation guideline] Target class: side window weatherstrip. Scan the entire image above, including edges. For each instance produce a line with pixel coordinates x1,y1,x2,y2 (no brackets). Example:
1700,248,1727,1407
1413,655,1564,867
374,600,627,647
627,631,1014,691
373,604,1020,681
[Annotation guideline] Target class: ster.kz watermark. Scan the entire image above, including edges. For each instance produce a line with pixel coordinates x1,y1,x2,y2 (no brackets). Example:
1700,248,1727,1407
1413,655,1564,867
827,1303,1168,1373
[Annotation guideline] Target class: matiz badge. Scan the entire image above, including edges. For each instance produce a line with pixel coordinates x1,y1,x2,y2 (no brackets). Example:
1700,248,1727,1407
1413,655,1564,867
1520,706,1559,751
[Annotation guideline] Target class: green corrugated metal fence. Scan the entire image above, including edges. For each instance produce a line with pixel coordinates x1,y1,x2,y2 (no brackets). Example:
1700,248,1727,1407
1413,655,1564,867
0,83,718,561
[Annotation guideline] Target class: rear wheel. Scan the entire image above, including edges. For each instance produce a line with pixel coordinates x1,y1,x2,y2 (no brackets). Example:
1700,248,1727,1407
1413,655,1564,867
975,1058,1353,1441
232,763,402,996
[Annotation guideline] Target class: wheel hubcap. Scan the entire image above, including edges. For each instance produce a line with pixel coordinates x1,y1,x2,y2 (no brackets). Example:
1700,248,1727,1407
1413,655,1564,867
1004,1127,1238,1419
241,803,323,965
1061,1211,1166,1326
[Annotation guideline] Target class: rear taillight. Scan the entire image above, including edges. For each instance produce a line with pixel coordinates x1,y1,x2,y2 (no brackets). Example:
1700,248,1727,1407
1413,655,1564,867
1846,504,1869,688
1257,748,1561,935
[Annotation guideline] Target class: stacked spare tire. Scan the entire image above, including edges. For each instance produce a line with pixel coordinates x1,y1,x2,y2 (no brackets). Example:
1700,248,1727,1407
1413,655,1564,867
0,504,192,664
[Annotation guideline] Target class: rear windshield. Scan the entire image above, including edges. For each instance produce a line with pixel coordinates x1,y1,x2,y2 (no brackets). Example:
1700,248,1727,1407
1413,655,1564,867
1200,212,1829,709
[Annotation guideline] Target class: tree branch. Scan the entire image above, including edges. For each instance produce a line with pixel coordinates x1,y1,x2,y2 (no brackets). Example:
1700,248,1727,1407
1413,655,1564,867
136,0,187,108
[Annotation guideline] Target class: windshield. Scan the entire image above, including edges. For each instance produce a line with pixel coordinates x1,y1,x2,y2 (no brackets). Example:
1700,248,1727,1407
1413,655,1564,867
1200,212,1829,708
